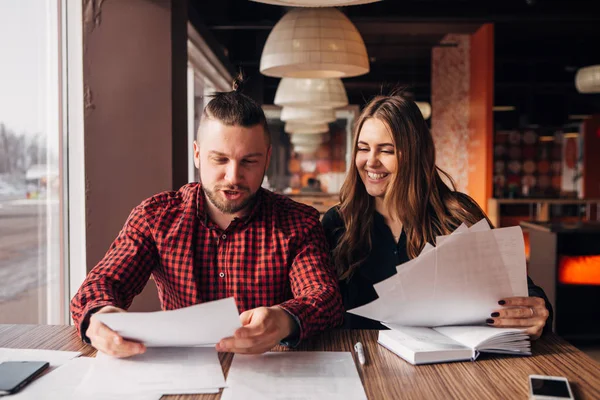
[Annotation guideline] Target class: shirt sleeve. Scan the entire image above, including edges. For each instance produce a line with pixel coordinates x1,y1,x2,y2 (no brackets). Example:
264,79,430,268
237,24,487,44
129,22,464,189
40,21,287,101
278,211,344,342
70,204,159,339
527,275,554,334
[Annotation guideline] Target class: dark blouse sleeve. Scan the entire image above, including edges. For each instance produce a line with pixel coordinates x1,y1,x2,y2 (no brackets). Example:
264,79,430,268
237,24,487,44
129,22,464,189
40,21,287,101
527,276,554,334
321,206,344,251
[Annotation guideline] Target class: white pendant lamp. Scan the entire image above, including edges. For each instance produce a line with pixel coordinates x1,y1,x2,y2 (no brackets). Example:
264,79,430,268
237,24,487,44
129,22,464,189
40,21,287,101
575,65,600,93
275,78,348,109
294,144,321,154
415,101,431,120
285,122,329,134
290,133,330,145
260,7,369,78
281,107,336,124
251,0,380,6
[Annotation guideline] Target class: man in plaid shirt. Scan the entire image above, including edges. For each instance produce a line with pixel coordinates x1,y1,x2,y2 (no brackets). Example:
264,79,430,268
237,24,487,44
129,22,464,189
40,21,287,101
71,80,344,357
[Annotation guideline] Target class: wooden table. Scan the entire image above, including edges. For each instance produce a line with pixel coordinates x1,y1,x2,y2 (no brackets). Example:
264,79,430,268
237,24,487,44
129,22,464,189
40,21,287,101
1,325,600,399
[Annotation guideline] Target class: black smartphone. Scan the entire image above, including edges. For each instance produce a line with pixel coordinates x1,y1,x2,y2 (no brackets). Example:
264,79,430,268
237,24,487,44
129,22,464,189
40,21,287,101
0,361,50,395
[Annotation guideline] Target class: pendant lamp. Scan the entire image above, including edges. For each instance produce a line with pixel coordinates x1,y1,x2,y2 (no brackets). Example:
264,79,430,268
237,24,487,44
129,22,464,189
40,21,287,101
260,7,369,78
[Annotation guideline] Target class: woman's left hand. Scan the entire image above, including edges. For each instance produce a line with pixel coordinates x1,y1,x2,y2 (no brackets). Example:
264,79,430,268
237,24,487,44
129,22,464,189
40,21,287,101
487,296,549,340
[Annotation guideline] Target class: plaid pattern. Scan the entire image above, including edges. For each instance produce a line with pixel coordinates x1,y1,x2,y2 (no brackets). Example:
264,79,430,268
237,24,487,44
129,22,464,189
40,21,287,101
71,183,343,342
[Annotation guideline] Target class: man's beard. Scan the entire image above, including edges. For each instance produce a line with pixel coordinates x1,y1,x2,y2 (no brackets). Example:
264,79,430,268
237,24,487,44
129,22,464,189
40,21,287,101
203,184,255,214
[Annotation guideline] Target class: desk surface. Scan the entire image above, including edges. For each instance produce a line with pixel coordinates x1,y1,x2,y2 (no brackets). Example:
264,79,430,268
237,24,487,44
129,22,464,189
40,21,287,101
1,325,599,399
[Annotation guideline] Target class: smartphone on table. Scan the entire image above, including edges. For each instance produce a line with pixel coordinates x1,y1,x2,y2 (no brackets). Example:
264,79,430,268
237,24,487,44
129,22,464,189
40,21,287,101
529,374,575,400
0,361,50,395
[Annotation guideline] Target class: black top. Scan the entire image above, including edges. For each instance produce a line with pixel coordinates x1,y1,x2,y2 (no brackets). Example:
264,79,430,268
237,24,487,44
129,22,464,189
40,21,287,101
322,206,554,332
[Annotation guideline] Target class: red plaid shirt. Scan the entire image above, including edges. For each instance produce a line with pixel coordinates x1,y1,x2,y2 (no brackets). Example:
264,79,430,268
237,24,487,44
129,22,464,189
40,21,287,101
71,183,343,342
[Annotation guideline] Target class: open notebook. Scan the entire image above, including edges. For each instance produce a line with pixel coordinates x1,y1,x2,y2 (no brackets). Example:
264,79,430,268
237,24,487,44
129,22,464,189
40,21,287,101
378,324,530,365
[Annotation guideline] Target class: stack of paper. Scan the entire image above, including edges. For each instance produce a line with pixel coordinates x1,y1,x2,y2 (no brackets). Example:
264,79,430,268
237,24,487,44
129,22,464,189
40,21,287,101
348,219,528,326
8,298,241,399
221,352,367,400
9,347,226,399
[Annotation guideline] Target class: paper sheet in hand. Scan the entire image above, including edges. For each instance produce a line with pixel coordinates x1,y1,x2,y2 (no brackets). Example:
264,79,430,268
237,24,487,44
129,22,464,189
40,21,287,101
94,297,241,347
348,220,528,327
221,352,367,400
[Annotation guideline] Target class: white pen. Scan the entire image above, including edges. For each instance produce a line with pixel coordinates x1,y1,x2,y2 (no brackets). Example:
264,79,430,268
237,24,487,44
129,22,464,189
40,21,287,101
354,341,366,365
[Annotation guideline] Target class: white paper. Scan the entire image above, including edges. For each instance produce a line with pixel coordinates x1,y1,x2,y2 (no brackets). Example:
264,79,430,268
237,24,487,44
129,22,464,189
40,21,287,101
77,347,224,396
0,348,80,370
348,220,528,327
94,297,241,347
221,352,367,400
8,357,161,400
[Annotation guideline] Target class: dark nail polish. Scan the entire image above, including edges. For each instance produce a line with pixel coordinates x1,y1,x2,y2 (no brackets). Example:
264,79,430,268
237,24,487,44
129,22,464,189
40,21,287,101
486,319,494,324
498,300,506,305
491,312,500,317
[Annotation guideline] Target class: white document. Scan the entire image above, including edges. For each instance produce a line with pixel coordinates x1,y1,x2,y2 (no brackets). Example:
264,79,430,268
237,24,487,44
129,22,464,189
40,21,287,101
0,348,80,370
77,347,224,396
221,352,367,400
94,297,241,347
8,357,161,400
348,220,528,327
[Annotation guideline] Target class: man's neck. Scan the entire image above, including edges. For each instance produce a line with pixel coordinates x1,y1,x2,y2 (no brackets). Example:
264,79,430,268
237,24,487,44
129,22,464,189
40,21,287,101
206,203,245,231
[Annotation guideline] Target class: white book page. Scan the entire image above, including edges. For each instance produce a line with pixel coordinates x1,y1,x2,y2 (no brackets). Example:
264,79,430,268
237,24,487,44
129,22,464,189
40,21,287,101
221,352,367,400
94,297,241,347
382,324,469,352
433,326,526,349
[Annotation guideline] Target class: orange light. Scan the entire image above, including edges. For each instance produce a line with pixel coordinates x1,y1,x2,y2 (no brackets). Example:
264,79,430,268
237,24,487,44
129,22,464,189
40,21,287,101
558,255,600,285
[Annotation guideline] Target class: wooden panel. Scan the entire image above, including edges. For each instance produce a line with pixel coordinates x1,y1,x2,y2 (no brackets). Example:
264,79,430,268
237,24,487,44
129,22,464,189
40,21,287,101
468,23,494,214
1,325,600,399
583,115,600,199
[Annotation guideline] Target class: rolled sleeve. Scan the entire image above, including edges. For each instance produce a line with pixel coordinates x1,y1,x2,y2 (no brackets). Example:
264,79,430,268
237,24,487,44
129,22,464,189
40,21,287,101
70,205,158,338
279,214,344,342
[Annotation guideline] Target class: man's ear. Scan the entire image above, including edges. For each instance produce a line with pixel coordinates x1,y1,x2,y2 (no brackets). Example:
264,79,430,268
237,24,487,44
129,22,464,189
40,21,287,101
266,145,272,169
193,141,200,169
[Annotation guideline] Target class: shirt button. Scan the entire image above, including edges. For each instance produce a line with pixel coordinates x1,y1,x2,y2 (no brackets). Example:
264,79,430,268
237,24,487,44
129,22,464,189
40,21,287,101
221,234,227,240
219,272,225,278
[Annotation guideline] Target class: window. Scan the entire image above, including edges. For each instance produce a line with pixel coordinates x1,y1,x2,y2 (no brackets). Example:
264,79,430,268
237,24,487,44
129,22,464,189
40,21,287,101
0,0,70,324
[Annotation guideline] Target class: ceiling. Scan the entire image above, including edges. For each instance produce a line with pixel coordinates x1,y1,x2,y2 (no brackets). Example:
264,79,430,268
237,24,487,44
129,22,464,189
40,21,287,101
190,0,600,128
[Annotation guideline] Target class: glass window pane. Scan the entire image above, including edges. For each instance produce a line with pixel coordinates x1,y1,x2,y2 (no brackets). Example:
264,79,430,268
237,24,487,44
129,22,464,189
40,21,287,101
0,0,65,324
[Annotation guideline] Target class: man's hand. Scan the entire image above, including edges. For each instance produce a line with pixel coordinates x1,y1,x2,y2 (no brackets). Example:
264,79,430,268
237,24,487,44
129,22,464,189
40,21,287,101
86,306,146,358
216,306,296,354
487,296,550,340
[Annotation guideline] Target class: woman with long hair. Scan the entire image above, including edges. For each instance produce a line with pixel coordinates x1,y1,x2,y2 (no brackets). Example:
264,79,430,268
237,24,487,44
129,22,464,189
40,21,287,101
322,92,552,339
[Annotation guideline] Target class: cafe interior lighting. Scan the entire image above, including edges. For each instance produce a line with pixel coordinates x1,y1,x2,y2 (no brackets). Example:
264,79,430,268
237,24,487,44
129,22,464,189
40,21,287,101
493,106,516,112
260,8,369,78
415,101,431,120
275,78,348,109
284,122,329,134
281,107,336,124
575,65,600,93
251,0,380,6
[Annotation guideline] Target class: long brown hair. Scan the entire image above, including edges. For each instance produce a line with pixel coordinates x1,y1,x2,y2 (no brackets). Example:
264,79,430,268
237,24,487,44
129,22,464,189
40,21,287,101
334,92,490,280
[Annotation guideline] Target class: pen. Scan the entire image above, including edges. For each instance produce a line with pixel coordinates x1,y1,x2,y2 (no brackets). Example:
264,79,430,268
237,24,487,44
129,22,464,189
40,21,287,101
354,341,366,365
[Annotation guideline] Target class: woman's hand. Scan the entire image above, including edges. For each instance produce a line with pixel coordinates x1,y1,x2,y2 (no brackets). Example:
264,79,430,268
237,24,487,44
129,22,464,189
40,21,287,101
487,296,549,340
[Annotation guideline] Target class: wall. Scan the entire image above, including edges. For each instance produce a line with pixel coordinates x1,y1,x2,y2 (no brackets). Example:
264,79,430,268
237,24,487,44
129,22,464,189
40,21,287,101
82,0,187,311
431,34,470,193
431,24,494,212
